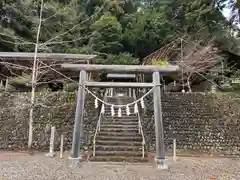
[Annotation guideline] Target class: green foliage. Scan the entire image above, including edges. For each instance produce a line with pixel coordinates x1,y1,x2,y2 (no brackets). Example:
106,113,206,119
225,70,240,92
0,1,34,51
9,73,31,84
0,0,239,76
97,52,139,65
88,13,123,54
123,9,177,58
0,0,89,52
63,82,78,92
152,59,169,66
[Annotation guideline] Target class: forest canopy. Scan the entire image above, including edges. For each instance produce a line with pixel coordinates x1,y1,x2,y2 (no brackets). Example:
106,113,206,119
1,0,240,91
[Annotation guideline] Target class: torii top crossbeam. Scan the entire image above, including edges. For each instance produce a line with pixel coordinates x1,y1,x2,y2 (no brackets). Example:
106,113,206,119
61,64,179,74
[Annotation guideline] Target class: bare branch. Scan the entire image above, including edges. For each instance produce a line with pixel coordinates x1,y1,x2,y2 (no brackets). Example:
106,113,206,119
38,60,76,83
0,61,30,70
41,1,82,22
0,38,35,46
41,4,105,46
0,32,35,45
0,58,30,81
180,62,223,89
39,35,86,46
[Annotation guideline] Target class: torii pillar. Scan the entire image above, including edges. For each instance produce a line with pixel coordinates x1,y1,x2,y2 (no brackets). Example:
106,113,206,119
153,71,167,169
68,70,87,167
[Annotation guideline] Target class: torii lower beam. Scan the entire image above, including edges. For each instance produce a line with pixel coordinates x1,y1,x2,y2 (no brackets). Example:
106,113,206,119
84,82,155,88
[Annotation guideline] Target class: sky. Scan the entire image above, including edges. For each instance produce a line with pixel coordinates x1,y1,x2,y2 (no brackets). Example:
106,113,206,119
221,3,240,28
222,7,231,21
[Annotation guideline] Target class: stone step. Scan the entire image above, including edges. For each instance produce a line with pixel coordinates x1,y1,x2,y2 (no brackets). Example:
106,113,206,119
101,124,138,128
104,106,135,109
103,111,136,114
106,100,133,103
107,96,133,101
108,95,132,99
95,150,144,157
101,117,138,123
103,116,138,120
96,140,142,146
102,119,138,123
91,155,148,162
103,114,137,117
96,135,142,141
104,113,136,116
101,121,139,126
100,128,139,133
95,145,143,151
103,109,136,113
98,131,140,137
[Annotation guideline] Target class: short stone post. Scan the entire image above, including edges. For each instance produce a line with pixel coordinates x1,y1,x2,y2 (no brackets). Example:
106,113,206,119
211,84,217,93
0,80,3,89
129,88,132,97
4,78,8,92
173,138,176,162
110,88,113,96
45,126,56,157
60,134,64,159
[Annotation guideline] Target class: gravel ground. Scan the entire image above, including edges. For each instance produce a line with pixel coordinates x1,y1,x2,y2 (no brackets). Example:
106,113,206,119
0,152,239,180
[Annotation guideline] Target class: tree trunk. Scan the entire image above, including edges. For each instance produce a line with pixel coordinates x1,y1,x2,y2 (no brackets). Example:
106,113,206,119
28,0,43,149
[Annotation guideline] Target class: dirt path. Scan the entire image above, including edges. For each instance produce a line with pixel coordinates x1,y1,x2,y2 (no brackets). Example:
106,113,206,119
0,151,239,180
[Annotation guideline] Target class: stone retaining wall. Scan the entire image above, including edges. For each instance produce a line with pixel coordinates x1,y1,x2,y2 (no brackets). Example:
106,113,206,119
143,92,240,156
0,91,240,156
0,91,99,151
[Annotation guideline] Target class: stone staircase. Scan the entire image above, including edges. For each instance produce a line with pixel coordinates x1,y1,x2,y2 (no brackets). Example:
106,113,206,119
92,95,147,162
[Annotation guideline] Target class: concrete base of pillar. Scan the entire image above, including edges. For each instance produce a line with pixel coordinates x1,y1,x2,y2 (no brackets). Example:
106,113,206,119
68,156,82,168
155,158,168,169
45,152,55,157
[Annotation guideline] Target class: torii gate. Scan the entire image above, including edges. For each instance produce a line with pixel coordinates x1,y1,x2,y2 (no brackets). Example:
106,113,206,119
61,64,179,168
